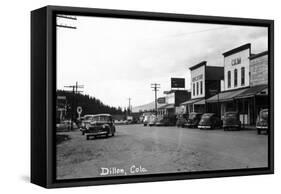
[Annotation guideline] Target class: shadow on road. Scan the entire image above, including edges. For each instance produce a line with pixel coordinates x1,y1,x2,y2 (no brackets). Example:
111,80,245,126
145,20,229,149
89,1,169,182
56,134,71,145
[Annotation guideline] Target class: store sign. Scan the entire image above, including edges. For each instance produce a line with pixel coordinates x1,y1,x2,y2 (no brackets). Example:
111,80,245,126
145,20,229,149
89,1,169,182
157,97,166,104
231,57,241,66
192,74,203,82
171,78,185,88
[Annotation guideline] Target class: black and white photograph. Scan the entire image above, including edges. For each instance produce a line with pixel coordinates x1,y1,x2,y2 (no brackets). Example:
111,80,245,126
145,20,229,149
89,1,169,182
55,14,270,180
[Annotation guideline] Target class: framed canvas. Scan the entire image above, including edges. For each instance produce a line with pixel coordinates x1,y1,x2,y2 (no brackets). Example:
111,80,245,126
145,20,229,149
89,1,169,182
31,5,274,188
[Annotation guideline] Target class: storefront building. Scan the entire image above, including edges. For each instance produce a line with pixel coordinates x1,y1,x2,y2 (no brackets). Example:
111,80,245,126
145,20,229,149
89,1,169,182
158,90,190,116
181,61,224,114
206,43,268,125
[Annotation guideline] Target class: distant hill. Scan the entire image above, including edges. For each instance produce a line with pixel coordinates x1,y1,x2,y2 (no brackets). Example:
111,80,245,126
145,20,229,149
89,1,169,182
57,90,126,118
132,101,160,113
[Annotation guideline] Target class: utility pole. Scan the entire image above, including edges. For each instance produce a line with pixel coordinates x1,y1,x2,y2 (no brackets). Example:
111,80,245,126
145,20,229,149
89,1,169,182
128,98,131,115
64,81,84,130
151,83,160,115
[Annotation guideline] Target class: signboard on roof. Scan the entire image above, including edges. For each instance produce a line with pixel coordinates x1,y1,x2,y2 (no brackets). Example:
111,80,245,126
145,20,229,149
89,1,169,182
171,78,185,88
157,97,166,104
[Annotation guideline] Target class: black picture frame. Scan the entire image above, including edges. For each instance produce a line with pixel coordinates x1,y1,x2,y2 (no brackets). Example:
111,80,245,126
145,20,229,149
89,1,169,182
31,5,274,188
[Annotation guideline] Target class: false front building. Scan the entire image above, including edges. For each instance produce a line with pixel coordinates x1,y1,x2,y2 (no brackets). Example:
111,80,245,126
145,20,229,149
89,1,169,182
206,43,268,125
181,61,224,114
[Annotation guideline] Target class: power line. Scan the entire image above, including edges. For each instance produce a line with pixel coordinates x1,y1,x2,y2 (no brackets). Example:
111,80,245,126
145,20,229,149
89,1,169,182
151,83,160,115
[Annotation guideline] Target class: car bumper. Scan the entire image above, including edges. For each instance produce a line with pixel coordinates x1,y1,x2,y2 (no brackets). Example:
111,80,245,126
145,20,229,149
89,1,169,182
223,125,240,128
256,126,268,129
85,131,108,136
198,125,211,129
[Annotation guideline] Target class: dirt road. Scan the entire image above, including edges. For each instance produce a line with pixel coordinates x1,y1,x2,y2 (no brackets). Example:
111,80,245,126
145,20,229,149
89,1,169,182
56,124,268,179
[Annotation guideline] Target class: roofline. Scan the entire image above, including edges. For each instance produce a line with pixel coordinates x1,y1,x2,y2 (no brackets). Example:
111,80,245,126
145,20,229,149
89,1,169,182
249,50,268,60
92,114,112,116
222,43,251,57
189,61,207,71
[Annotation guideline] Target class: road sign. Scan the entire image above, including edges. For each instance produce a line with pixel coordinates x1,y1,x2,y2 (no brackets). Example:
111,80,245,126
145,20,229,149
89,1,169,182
77,106,82,119
77,106,82,114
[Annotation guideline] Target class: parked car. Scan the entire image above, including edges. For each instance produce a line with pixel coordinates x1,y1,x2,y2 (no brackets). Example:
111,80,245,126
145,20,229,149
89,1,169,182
155,115,177,126
114,120,128,125
176,114,188,127
256,108,268,135
84,114,116,140
184,112,202,128
143,115,150,126
148,115,158,126
198,113,221,129
223,112,241,130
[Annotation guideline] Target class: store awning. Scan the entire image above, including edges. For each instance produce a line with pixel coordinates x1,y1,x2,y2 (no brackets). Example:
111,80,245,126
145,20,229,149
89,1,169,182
206,88,248,103
235,85,268,99
180,98,204,105
158,104,174,110
194,99,206,105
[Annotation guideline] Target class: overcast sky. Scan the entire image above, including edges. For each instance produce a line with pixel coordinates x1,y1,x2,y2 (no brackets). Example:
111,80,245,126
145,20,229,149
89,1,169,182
57,15,268,109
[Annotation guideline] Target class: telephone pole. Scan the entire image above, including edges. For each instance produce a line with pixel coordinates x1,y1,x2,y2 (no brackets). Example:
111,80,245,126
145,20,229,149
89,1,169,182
64,81,84,130
128,98,131,115
151,83,160,115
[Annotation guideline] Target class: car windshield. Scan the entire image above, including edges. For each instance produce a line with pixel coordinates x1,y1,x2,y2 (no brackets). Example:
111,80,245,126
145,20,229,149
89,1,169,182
189,114,197,119
202,114,212,119
260,110,268,120
225,113,237,118
92,116,111,122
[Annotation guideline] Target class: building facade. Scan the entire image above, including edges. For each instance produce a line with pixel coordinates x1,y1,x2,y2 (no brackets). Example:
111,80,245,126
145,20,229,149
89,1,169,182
158,90,190,116
181,61,224,114
206,43,268,125
250,51,268,86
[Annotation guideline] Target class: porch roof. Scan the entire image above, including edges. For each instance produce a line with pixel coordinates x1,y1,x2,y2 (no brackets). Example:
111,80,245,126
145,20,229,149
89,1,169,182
180,98,204,105
235,85,268,99
206,88,248,103
194,99,206,105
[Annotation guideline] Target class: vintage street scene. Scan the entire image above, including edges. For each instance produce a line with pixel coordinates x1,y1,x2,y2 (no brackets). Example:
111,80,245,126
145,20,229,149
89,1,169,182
56,15,269,179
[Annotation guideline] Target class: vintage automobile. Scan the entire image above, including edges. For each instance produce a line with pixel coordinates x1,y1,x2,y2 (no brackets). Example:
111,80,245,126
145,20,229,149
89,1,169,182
256,108,268,135
184,112,202,128
176,114,188,127
148,114,158,126
223,112,241,130
84,114,116,140
80,114,95,135
155,115,177,126
198,113,221,129
143,115,150,126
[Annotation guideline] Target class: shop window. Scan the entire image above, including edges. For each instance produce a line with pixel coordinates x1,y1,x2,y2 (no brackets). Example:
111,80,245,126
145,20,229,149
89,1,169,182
228,71,231,88
234,69,238,87
241,67,245,86
193,83,195,96
200,81,203,94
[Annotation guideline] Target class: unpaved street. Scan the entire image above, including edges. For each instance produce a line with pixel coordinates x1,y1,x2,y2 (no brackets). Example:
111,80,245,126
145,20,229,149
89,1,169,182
56,124,268,179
